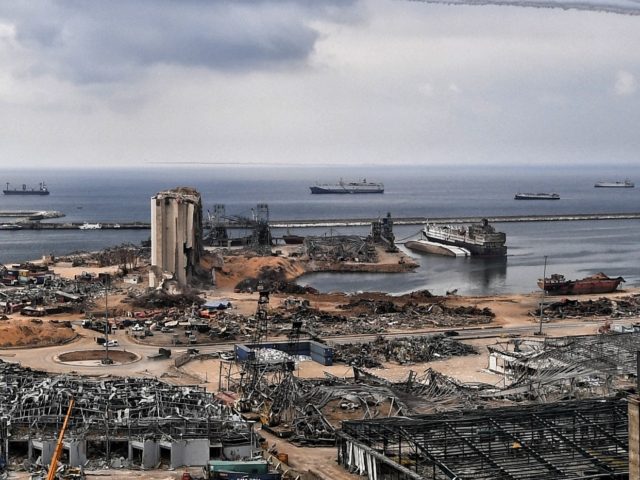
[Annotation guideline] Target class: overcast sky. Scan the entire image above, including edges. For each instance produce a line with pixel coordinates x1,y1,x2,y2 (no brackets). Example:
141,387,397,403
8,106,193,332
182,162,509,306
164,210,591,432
1,0,639,168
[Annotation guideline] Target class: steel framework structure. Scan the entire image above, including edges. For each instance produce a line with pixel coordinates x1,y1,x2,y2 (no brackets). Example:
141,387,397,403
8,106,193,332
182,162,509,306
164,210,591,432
338,397,628,480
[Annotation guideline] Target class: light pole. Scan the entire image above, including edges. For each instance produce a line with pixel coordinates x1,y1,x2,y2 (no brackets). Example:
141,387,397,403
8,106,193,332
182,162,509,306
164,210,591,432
538,255,548,335
102,274,113,365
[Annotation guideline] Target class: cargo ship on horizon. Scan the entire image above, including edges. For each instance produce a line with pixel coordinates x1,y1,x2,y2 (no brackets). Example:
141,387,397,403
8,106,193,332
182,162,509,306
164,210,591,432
3,182,50,195
514,192,560,200
594,180,634,188
310,178,384,194
420,218,507,257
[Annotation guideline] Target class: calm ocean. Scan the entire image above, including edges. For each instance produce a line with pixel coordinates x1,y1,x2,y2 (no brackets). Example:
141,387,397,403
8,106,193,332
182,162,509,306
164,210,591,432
1,163,639,295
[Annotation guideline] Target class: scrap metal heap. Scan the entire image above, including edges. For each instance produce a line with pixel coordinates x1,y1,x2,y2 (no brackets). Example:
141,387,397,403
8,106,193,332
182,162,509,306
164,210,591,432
534,294,640,319
0,360,252,466
303,235,378,263
338,397,629,479
332,334,478,368
487,331,640,402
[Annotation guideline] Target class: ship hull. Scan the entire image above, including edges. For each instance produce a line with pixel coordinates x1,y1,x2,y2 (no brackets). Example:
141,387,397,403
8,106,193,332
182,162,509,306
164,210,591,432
538,277,624,295
406,240,457,257
283,235,304,245
310,186,384,194
422,235,506,256
594,181,634,188
514,193,560,200
3,190,49,195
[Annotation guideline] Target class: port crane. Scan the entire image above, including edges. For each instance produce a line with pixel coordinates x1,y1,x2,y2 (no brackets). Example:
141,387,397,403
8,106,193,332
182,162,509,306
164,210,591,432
46,398,75,480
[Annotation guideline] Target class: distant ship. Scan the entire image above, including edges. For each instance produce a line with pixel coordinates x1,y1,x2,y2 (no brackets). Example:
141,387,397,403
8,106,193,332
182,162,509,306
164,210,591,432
514,192,560,200
79,222,102,230
3,182,49,195
594,180,634,188
538,272,625,295
310,179,384,194
0,224,22,230
421,219,507,257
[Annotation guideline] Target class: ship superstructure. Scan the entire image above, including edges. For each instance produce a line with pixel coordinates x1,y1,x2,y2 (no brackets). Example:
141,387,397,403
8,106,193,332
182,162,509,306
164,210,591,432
3,182,49,195
421,218,507,256
310,179,384,194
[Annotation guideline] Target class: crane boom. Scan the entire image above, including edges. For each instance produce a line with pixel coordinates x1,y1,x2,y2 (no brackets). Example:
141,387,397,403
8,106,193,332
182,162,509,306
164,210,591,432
46,398,75,480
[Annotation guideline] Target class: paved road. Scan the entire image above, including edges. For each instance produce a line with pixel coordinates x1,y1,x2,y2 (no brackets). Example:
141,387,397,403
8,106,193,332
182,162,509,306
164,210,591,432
0,317,629,378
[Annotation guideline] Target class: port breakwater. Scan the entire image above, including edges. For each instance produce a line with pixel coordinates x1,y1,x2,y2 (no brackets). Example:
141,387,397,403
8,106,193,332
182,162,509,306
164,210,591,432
269,212,640,228
1,212,639,230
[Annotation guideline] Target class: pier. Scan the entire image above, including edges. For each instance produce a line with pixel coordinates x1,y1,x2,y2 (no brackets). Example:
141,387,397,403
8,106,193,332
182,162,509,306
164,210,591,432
269,212,640,228
0,212,638,231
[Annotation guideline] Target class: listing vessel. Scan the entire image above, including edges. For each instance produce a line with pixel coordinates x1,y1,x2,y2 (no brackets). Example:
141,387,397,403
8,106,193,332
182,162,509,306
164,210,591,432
310,179,384,194
594,180,634,188
514,192,560,200
420,219,507,257
538,272,625,295
405,239,470,257
3,182,49,195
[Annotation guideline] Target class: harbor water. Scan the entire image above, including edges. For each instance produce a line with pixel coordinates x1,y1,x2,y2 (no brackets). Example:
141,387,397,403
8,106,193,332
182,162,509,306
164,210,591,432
1,163,639,295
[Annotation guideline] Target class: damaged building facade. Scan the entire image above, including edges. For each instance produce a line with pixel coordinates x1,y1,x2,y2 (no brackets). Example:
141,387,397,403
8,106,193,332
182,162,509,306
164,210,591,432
0,361,255,470
150,187,204,288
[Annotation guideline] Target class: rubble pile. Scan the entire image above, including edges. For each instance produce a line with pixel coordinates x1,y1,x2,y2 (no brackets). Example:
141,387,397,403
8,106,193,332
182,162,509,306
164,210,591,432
303,308,493,337
304,235,378,263
255,348,294,363
54,242,149,268
339,297,494,317
0,360,251,450
234,266,318,294
128,288,205,308
332,335,478,367
535,295,640,319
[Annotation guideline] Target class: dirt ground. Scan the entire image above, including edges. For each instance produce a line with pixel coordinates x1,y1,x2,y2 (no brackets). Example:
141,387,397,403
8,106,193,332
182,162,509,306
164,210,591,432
0,317,76,348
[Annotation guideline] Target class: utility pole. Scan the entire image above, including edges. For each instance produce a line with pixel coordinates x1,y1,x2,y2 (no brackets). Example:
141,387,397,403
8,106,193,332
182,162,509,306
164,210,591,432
102,274,113,365
538,255,548,335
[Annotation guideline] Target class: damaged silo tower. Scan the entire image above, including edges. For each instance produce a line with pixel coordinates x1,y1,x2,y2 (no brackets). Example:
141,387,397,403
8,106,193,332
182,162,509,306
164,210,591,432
150,187,203,288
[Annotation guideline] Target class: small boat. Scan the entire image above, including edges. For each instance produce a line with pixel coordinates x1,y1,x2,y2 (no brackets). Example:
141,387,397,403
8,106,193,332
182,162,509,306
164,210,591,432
594,180,634,188
0,223,22,230
79,222,102,230
283,234,304,245
3,182,50,195
514,192,560,200
310,178,384,194
538,272,625,295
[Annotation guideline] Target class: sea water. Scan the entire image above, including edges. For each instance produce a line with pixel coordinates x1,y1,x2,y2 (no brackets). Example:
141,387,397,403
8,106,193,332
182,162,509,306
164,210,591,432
1,163,639,295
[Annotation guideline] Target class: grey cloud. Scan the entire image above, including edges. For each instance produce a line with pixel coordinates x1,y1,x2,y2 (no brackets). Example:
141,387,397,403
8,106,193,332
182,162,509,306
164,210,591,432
409,0,640,15
0,0,359,83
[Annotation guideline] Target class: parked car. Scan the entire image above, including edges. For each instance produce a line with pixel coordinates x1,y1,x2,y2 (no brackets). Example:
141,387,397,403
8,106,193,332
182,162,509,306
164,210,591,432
104,340,119,347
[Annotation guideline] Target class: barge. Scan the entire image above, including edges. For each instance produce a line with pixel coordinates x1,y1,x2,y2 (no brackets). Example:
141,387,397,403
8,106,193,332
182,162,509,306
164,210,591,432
538,272,625,295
